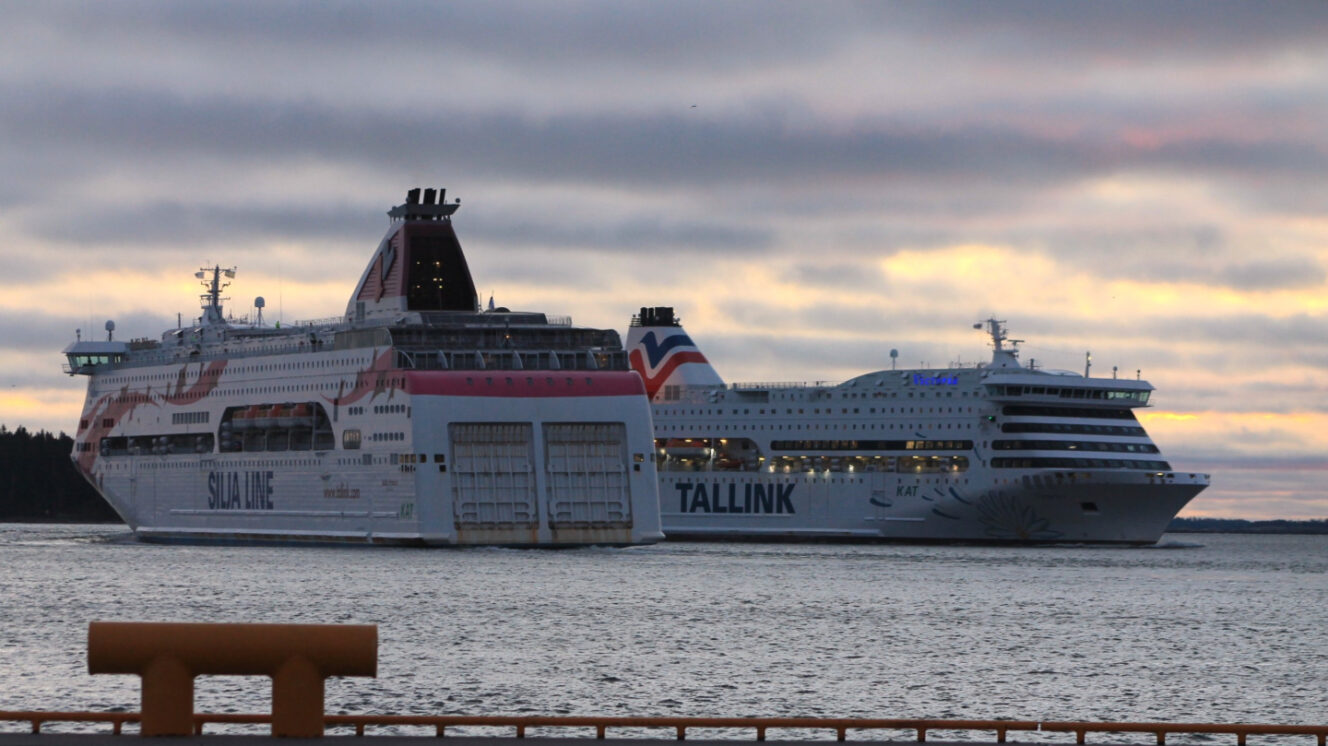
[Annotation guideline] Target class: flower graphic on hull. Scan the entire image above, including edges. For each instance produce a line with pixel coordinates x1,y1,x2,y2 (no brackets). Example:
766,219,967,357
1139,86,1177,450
975,493,1064,541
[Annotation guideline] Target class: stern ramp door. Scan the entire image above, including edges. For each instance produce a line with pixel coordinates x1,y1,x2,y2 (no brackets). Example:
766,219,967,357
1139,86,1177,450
450,423,538,527
543,423,632,528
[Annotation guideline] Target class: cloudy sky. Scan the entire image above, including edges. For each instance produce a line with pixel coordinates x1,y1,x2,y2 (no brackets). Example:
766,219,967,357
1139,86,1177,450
2,1,1325,519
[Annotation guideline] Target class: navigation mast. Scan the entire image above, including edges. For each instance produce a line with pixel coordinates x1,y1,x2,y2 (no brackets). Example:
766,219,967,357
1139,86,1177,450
197,266,236,325
976,318,1023,369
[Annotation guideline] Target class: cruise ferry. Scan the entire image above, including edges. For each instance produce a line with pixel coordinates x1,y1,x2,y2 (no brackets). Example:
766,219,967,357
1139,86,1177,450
60,189,663,546
626,307,1207,544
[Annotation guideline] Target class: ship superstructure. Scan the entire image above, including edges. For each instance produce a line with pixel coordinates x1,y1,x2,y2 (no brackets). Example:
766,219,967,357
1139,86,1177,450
61,189,663,546
626,307,1207,544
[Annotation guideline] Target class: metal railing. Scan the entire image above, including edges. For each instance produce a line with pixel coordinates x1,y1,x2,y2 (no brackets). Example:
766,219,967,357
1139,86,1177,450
2,712,1325,744
730,381,840,391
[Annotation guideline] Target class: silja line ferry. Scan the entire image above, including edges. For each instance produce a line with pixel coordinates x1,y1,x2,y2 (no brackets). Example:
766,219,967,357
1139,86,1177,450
61,189,663,546
626,307,1208,544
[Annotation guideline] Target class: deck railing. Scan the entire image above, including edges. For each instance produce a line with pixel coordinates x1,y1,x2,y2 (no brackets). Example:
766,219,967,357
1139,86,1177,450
2,712,1324,745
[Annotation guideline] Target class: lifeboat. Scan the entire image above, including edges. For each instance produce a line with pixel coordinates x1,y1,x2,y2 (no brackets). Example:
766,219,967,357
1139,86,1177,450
276,400,297,424
285,402,316,428
252,404,283,430
232,405,263,430
662,438,712,458
269,404,291,429
715,457,743,471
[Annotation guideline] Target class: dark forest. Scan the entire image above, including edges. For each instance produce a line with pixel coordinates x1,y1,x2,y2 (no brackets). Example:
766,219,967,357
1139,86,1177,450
0,427,120,522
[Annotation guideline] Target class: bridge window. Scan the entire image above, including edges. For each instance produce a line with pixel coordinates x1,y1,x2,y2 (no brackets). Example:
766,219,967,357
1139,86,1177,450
1002,422,1145,436
992,439,1159,454
991,457,1170,470
1002,405,1138,420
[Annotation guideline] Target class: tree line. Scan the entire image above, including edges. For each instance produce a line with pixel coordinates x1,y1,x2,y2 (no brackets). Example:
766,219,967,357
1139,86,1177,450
0,426,121,522
1167,516,1328,535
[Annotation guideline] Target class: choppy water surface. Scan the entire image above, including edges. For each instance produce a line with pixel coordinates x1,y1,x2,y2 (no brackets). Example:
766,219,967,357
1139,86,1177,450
1,525,1325,737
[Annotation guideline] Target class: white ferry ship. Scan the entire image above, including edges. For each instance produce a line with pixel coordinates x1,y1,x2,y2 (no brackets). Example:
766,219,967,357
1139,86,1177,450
626,307,1208,544
60,189,663,546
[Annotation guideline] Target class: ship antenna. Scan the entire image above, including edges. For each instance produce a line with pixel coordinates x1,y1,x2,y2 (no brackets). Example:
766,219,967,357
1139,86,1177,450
976,317,1023,368
197,265,235,325
976,318,1019,352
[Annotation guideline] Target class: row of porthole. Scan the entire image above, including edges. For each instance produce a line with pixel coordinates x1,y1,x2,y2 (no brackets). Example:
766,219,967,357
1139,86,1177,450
101,356,372,385
104,377,379,399
765,390,976,400
661,423,975,432
663,407,979,416
134,460,321,468
340,404,408,417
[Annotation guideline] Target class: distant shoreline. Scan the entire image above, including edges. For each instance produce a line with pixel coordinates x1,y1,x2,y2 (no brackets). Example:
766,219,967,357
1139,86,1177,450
1166,517,1328,535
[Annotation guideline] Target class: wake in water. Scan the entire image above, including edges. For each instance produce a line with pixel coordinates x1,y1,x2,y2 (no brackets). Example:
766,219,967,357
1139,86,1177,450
1150,539,1206,549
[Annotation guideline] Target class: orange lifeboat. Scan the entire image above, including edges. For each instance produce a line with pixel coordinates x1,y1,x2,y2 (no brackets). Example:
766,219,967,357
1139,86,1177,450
232,405,263,431
251,404,281,430
279,403,311,428
266,404,290,429
663,438,711,458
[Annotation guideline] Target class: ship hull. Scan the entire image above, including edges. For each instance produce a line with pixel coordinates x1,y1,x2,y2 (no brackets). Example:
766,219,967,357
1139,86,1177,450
659,469,1205,545
74,358,664,547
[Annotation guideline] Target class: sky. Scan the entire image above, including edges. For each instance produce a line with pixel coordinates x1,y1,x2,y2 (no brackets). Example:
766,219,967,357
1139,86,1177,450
1,1,1325,519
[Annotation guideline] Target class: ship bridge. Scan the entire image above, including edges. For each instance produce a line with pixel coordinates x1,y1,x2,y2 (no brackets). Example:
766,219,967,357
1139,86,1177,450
62,341,129,375
980,373,1153,406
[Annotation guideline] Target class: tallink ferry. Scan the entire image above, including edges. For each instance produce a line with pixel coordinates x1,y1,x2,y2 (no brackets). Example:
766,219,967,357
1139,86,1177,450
626,307,1208,544
61,189,663,546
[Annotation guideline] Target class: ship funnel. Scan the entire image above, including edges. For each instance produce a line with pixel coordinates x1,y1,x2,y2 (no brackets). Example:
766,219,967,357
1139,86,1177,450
626,306,724,401
349,190,478,321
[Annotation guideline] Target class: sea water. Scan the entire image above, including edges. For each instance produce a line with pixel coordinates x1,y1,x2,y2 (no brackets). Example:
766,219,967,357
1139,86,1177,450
0,525,1324,738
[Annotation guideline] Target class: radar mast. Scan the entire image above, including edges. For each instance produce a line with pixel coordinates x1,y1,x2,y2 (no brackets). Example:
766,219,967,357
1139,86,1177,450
196,266,236,325
976,318,1023,369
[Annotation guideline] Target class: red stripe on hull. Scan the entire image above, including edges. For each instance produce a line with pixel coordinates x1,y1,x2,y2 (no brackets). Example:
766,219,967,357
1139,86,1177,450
406,370,646,398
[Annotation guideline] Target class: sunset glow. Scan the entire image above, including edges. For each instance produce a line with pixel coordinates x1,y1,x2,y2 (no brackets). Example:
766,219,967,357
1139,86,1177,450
1,2,1325,519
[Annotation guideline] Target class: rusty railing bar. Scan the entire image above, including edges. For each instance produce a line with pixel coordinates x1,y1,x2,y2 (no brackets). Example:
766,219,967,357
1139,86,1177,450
3,711,1326,743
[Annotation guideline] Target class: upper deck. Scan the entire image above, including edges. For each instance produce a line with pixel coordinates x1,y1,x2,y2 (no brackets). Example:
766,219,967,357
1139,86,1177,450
653,317,1154,409
64,189,628,377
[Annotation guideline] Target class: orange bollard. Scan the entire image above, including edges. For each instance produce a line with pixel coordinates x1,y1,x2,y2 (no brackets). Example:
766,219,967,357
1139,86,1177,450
88,621,377,737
